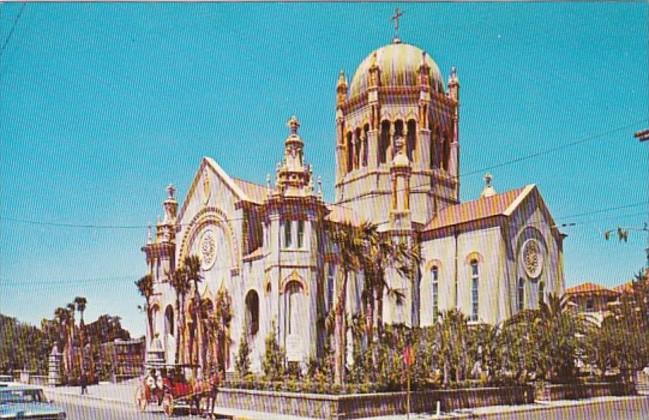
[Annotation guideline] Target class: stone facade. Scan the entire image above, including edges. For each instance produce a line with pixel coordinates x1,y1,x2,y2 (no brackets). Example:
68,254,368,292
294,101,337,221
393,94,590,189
140,36,565,374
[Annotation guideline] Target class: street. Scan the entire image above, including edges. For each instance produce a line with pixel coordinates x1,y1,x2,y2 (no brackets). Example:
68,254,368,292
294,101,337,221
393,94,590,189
52,393,226,420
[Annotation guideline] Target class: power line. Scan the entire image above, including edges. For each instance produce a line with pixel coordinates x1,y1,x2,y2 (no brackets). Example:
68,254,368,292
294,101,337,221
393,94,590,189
2,198,647,232
0,2,26,59
2,117,644,230
1,210,646,290
461,119,647,177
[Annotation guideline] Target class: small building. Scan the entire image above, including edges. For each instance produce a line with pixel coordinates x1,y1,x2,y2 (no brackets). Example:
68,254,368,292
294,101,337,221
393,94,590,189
565,282,620,325
99,338,145,382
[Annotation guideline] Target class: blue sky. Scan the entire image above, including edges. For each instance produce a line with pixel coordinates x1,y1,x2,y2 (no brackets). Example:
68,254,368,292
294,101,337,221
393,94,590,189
1,3,647,336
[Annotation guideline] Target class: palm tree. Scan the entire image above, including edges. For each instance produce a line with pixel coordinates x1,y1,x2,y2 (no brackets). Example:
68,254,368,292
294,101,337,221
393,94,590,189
169,266,190,364
436,309,469,385
506,293,586,381
184,255,203,371
135,274,154,344
326,221,367,385
66,303,76,374
214,288,233,374
361,224,419,344
74,297,88,376
54,307,70,375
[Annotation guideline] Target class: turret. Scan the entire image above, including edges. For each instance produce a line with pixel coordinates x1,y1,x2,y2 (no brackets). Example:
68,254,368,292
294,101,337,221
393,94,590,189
448,66,460,192
275,116,312,197
336,70,348,109
390,137,412,229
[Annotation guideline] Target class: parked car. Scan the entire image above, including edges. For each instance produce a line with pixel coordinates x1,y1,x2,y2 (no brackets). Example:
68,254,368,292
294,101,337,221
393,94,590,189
0,385,66,419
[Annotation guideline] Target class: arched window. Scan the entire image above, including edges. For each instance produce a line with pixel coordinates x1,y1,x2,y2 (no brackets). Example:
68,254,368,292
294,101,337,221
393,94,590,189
406,120,417,162
346,132,354,173
517,278,525,312
164,305,174,337
362,124,369,167
245,290,260,336
470,260,479,322
326,264,335,313
286,281,303,335
431,266,439,321
297,220,305,249
354,128,362,169
442,135,450,171
379,121,390,164
394,120,404,140
539,281,545,308
284,220,292,248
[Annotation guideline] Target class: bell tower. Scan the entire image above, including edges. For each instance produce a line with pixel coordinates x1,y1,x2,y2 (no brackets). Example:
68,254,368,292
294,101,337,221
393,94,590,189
334,37,460,229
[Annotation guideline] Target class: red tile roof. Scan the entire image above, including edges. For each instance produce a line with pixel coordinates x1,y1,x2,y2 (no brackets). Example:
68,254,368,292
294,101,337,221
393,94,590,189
613,282,634,295
565,282,619,296
232,177,274,204
325,204,363,226
423,186,531,231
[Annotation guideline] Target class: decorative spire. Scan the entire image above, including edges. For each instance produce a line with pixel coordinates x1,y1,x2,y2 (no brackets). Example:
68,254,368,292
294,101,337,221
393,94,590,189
337,70,348,89
287,115,300,136
147,224,152,244
336,70,348,107
163,183,178,224
480,172,497,198
317,176,323,198
275,116,312,196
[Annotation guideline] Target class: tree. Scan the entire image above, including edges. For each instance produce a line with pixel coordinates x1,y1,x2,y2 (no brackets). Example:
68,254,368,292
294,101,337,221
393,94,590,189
608,273,649,383
235,327,251,378
262,320,285,381
135,274,154,343
169,267,189,364
583,315,617,379
54,307,71,375
213,288,233,374
435,309,469,385
360,223,418,344
74,297,88,375
326,221,366,385
184,255,203,370
505,293,587,382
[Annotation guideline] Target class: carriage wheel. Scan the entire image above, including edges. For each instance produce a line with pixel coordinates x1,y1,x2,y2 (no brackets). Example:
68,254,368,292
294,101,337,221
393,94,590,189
198,396,209,416
135,386,147,412
162,393,175,417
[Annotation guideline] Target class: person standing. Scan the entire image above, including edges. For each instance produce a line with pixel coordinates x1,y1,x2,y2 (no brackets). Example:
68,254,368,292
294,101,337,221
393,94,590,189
80,372,88,395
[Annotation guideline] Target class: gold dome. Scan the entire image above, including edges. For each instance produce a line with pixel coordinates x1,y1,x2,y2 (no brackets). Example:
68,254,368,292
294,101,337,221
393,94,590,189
348,41,444,100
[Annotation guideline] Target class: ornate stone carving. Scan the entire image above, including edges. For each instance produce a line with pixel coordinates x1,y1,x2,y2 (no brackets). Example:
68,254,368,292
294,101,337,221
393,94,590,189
202,169,211,205
522,239,543,279
199,229,217,270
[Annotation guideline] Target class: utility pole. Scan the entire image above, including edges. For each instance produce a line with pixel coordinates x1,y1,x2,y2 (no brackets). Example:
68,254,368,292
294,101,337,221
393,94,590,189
634,129,649,270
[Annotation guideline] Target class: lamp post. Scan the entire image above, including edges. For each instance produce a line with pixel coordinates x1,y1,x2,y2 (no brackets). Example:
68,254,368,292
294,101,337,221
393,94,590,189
634,129,649,270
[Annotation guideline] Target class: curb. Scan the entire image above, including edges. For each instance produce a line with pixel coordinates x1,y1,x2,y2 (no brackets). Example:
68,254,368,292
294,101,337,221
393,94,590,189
445,395,649,419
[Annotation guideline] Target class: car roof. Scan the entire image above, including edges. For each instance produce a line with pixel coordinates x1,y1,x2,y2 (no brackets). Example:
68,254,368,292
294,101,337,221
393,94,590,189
0,384,44,392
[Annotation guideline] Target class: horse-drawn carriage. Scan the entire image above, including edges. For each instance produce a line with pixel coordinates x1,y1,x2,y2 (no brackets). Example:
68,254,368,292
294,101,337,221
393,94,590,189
135,363,219,417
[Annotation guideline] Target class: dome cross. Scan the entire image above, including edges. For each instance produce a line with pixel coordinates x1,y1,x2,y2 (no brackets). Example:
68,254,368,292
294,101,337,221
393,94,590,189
391,7,404,43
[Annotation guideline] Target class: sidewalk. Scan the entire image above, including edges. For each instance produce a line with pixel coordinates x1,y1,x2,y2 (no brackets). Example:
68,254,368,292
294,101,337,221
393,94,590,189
43,381,649,420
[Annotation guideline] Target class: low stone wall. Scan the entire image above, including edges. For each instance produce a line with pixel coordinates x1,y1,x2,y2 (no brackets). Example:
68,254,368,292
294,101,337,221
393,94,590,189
215,386,534,419
536,382,636,401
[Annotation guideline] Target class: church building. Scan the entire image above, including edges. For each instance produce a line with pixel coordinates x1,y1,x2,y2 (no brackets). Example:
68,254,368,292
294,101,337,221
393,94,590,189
141,32,565,374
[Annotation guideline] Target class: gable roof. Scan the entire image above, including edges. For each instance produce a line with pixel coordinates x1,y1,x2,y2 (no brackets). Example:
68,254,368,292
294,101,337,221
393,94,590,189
565,282,619,297
177,157,252,222
423,185,533,231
